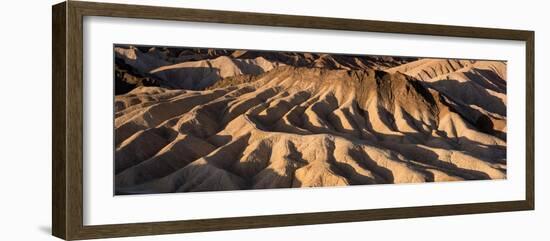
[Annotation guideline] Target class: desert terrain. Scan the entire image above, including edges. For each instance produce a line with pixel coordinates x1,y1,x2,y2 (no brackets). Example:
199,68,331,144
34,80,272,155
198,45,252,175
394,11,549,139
113,45,507,195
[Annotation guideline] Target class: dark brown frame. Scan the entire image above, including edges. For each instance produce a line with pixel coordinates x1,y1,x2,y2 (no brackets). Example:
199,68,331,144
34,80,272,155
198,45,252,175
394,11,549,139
52,1,535,240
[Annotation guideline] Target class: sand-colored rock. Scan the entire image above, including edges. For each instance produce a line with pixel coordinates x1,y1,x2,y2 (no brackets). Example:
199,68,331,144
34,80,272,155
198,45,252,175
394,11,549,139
114,46,507,195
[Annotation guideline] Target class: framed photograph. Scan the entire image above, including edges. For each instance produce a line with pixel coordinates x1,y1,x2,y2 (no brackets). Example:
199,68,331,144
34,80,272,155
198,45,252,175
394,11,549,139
52,1,534,240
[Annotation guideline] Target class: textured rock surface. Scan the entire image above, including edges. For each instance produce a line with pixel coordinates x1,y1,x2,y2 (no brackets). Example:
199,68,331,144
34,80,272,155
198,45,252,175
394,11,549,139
114,46,506,194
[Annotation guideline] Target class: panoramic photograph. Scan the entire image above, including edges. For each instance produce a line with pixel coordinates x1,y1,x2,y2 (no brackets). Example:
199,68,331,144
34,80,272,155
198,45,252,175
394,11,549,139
113,44,507,195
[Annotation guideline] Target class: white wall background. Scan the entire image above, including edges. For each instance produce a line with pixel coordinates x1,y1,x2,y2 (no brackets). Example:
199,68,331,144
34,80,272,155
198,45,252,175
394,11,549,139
0,0,547,240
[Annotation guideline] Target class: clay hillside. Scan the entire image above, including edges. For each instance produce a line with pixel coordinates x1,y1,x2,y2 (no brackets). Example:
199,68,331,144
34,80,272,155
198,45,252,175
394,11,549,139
113,45,507,194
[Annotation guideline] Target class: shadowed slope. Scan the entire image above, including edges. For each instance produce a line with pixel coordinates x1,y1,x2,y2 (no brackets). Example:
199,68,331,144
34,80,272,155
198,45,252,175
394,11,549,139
114,46,419,94
115,64,506,194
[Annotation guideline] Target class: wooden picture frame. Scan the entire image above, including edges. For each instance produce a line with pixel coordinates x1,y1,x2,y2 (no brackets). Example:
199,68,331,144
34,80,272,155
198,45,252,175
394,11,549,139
52,1,534,240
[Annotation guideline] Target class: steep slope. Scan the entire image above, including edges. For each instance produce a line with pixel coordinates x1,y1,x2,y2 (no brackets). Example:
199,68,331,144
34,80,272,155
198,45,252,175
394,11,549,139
387,59,507,138
149,55,283,90
114,65,506,194
114,45,419,94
